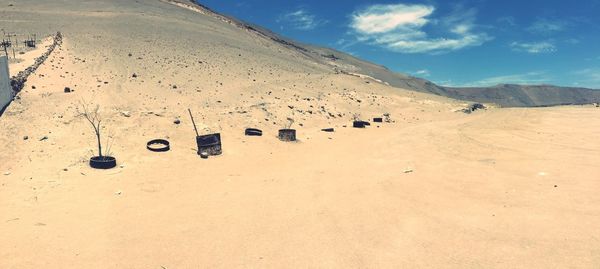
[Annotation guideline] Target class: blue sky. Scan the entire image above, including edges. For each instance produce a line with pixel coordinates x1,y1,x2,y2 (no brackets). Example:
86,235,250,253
196,0,600,88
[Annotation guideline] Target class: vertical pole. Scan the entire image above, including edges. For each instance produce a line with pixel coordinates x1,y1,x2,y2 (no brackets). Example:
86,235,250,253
188,109,200,137
2,40,7,57
11,36,15,59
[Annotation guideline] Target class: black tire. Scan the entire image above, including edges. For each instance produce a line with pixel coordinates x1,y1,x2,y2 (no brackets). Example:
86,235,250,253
278,129,297,141
353,121,367,128
147,139,170,152
245,128,263,136
90,156,117,169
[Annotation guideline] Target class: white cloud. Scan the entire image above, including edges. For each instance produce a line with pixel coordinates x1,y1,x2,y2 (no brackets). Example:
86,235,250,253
527,18,567,34
351,4,433,34
278,9,327,30
510,41,557,54
413,69,431,77
460,72,551,87
349,4,491,54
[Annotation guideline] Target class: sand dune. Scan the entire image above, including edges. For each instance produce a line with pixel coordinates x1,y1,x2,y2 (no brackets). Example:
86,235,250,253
1,0,599,268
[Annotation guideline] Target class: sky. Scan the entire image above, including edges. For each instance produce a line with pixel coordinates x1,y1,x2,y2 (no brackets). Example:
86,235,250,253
196,0,600,88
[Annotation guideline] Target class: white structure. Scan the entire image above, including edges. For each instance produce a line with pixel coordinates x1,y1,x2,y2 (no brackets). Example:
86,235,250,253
0,56,12,112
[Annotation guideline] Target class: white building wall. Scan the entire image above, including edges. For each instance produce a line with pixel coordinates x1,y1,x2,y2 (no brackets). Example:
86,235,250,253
0,56,12,112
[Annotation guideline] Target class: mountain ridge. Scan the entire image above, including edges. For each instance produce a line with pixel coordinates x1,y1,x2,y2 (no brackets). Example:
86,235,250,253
174,0,600,107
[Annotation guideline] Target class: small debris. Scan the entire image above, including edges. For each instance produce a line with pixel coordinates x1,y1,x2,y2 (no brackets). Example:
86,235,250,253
174,119,181,125
120,111,131,117
131,73,138,78
64,87,72,93
39,136,48,141
3,172,10,176
115,190,122,195
461,103,486,114
23,136,29,140
403,169,414,174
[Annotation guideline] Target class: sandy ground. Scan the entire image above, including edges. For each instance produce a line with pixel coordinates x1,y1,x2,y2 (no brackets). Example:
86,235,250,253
1,0,600,268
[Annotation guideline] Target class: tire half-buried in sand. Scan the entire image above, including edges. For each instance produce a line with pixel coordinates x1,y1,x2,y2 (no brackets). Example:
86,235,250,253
89,156,117,169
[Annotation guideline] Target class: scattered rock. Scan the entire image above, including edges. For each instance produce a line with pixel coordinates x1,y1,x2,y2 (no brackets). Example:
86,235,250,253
3,172,10,176
115,190,122,195
173,119,181,125
462,103,486,114
132,73,138,78
172,85,177,89
64,87,72,93
31,85,36,89
120,111,131,117
23,136,29,140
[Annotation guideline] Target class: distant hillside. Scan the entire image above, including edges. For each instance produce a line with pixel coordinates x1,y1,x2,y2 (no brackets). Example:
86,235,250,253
183,0,600,107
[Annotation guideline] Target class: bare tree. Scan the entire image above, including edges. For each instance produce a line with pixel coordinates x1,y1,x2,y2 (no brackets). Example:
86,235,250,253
77,101,105,157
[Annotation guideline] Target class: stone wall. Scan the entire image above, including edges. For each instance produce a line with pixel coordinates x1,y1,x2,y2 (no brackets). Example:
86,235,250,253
10,32,62,93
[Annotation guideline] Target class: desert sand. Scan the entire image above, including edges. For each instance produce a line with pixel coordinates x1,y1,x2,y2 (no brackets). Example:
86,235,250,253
1,0,599,268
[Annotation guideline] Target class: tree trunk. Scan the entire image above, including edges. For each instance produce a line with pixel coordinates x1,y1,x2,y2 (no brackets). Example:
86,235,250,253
96,126,102,157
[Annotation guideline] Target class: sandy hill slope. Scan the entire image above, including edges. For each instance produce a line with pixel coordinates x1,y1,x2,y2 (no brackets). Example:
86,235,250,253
1,0,600,268
169,0,600,108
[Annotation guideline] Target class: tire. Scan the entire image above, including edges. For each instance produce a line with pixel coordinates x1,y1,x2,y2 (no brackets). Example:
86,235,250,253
90,156,117,169
245,128,263,136
278,129,296,141
147,139,170,152
353,121,367,128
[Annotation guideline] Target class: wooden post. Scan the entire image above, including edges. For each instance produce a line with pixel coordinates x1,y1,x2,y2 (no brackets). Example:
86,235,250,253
1,40,7,57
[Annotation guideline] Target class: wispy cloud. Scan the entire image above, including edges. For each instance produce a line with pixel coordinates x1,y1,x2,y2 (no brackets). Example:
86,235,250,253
412,69,431,77
510,41,557,54
573,68,600,88
497,16,517,27
348,3,491,54
460,72,551,87
278,8,327,30
527,18,567,34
